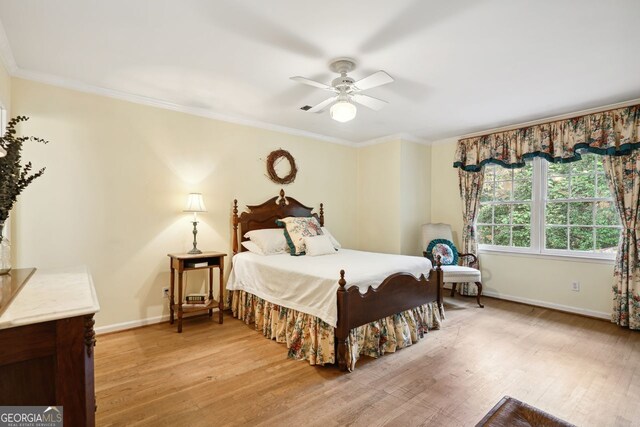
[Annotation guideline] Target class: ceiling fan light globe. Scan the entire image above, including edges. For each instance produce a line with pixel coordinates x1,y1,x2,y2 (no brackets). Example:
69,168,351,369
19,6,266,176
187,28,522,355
330,101,357,123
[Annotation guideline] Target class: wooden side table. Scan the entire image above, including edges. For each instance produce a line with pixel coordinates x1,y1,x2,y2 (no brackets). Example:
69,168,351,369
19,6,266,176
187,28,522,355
167,251,226,333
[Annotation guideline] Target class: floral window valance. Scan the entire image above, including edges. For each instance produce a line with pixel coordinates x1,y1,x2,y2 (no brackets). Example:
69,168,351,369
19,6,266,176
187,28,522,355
453,104,640,172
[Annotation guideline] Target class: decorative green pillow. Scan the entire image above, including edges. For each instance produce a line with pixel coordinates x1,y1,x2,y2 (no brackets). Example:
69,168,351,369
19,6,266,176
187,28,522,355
275,216,323,255
426,239,458,265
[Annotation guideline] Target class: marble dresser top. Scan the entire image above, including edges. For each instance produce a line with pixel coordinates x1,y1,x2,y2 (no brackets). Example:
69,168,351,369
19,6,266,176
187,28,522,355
0,265,100,330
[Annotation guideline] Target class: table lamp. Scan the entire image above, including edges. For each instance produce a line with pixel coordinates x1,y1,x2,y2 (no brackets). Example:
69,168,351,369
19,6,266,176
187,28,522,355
184,193,207,254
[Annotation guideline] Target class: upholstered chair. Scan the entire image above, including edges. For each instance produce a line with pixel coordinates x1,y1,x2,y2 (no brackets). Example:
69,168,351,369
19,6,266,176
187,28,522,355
421,223,484,308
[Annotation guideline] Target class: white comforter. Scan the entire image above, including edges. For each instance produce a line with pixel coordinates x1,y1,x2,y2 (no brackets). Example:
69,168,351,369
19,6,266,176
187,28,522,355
227,249,433,327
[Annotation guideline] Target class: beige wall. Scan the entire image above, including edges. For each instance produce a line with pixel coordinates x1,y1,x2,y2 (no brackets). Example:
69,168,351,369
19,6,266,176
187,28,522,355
357,140,402,253
11,78,358,329
430,138,614,317
400,140,430,256
357,139,430,256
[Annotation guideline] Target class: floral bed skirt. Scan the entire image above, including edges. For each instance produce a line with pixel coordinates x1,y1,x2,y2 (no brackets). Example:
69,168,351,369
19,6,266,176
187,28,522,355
230,290,444,371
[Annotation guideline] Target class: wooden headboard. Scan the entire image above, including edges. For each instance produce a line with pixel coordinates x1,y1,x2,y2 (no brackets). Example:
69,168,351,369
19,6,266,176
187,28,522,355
232,189,324,255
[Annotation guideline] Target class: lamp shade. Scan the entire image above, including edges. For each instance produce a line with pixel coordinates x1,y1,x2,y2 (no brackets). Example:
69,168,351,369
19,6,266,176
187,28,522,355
184,193,207,212
330,101,357,123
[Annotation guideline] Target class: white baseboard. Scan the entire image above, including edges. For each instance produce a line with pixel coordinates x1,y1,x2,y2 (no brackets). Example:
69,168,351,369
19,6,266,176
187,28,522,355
95,308,220,334
482,290,610,320
97,293,610,334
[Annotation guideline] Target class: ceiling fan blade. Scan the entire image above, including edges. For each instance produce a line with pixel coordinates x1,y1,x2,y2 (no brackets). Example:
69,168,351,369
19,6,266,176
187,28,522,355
290,76,334,91
307,96,339,113
352,94,388,111
353,71,394,91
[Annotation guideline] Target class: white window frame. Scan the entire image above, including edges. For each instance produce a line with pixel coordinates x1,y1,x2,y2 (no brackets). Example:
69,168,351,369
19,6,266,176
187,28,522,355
478,156,619,262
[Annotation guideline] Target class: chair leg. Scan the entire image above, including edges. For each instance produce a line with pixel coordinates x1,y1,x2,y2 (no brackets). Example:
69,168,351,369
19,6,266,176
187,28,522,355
450,283,457,298
475,282,484,308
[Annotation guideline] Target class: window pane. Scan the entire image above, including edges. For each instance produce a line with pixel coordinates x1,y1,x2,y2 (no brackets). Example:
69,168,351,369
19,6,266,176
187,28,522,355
513,180,532,200
494,204,510,224
512,164,533,180
494,226,511,246
547,175,569,199
478,225,493,245
548,162,572,175
495,168,512,181
596,174,611,198
571,174,596,198
512,204,531,225
546,226,568,249
512,226,530,247
495,180,512,201
596,228,619,252
595,201,618,226
546,202,567,225
573,154,595,173
478,205,493,224
568,202,593,226
480,182,494,202
569,227,594,251
485,165,497,180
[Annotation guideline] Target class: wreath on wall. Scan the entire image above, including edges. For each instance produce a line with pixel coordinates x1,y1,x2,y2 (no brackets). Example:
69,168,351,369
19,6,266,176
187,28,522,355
266,149,298,185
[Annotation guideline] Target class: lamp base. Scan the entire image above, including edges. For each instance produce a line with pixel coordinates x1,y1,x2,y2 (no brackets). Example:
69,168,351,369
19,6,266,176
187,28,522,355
188,248,203,255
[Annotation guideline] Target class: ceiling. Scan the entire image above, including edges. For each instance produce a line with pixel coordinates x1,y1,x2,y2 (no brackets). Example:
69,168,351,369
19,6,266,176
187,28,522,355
1,0,639,145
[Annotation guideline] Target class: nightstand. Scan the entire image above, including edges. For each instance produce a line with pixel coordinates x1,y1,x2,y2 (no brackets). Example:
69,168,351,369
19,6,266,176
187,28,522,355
167,251,226,333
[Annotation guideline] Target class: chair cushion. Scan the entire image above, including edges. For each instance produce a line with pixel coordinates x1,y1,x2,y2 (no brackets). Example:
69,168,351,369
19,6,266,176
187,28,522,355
441,265,481,283
426,239,458,266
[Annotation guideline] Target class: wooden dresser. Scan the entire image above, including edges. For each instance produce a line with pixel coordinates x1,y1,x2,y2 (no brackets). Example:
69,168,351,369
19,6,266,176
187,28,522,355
0,266,100,427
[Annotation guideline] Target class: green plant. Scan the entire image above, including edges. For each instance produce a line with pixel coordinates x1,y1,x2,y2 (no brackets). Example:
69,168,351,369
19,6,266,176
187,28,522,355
0,116,49,225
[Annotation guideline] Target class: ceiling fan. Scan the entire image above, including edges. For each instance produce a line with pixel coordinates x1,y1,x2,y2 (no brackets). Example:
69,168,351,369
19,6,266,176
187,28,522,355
290,58,394,123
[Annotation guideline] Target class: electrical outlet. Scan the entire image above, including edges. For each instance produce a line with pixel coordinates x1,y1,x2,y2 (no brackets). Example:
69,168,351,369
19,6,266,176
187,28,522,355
162,287,169,298
571,281,580,292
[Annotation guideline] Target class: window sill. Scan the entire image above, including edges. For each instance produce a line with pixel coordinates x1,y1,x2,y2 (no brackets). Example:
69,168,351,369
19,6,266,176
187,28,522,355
478,247,616,264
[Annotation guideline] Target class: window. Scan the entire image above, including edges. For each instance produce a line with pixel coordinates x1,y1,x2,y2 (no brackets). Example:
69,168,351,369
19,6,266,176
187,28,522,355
478,154,621,259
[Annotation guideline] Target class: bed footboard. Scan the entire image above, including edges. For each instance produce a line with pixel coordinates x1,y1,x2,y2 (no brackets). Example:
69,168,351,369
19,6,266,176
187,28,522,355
335,267,443,371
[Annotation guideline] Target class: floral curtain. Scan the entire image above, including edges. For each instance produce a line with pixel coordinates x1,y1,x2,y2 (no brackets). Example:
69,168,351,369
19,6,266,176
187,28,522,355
453,105,640,172
602,151,640,330
230,290,443,371
457,168,485,296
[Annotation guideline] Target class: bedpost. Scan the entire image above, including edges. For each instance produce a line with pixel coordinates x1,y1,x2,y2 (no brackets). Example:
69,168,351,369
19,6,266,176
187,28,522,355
435,255,443,309
336,269,349,372
232,199,239,255
319,203,324,226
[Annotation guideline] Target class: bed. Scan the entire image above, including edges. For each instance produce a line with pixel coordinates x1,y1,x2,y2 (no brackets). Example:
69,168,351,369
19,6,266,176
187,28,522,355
228,189,444,371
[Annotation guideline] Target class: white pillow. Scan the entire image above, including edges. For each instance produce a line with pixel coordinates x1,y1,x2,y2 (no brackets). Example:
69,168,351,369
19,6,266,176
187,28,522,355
243,228,287,254
241,240,264,255
321,227,342,249
304,235,337,256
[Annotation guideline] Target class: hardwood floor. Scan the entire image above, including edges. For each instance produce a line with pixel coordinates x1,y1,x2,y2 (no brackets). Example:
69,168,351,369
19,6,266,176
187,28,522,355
95,297,640,426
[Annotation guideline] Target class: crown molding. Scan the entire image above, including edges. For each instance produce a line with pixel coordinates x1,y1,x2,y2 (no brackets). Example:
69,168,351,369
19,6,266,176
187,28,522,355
14,68,359,147
357,132,431,147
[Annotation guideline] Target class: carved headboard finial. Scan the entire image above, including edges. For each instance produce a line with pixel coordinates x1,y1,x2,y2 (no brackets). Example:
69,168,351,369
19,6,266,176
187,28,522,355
278,189,288,206
319,203,325,226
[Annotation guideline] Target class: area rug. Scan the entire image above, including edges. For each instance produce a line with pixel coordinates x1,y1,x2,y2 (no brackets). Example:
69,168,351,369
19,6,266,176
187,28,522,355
476,396,576,427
